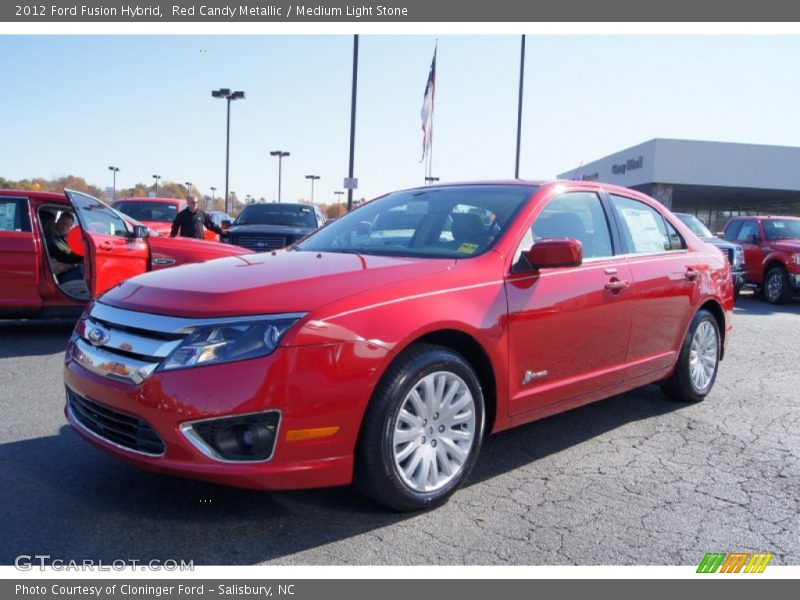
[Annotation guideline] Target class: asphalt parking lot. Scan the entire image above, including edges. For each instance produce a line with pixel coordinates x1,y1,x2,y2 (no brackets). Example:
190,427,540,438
1,294,798,566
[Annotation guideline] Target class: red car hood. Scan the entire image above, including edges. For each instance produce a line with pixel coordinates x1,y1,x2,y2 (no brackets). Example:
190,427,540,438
99,251,455,318
143,221,172,236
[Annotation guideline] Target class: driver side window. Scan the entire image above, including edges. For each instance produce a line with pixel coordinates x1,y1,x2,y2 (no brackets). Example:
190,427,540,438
77,200,128,237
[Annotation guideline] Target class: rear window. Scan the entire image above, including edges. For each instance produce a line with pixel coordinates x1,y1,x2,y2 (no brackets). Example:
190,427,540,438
112,201,179,223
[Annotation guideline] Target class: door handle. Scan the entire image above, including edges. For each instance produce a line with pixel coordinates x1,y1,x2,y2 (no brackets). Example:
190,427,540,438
685,268,699,281
604,279,630,292
99,241,114,251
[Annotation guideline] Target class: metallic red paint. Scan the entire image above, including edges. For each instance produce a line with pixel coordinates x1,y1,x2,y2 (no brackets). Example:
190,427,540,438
64,181,733,493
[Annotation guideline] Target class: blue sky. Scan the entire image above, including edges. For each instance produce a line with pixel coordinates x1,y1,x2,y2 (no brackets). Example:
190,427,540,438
2,35,800,204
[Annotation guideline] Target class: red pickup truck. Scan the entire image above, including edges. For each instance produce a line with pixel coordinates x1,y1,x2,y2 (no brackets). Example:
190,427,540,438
723,216,800,304
0,189,251,319
110,197,220,242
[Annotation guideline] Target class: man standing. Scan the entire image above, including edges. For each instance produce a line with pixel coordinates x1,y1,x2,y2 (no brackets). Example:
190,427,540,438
170,194,223,239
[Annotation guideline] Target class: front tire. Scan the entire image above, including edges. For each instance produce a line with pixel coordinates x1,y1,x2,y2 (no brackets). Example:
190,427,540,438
355,344,485,511
764,266,791,304
662,309,720,403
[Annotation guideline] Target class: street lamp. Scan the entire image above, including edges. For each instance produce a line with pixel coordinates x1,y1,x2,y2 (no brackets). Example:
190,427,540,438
425,176,440,185
210,186,217,210
305,175,320,202
108,166,120,201
270,150,290,202
185,181,192,193
152,174,161,196
212,88,246,214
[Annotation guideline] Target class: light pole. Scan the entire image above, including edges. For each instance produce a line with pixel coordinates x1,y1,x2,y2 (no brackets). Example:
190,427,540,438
212,88,246,215
210,186,217,210
152,174,161,196
425,176,440,186
184,181,192,196
270,151,290,202
108,166,120,201
305,175,320,202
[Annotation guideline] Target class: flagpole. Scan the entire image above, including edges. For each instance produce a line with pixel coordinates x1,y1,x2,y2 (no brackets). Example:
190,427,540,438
515,34,526,179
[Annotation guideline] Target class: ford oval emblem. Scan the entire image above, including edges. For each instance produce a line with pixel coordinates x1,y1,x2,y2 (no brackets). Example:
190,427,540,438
86,326,110,347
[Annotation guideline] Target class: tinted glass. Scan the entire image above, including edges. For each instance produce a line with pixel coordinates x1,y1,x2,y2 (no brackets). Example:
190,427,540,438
112,201,178,223
0,197,31,232
610,195,676,254
735,220,759,242
762,219,800,241
67,191,129,237
236,204,318,228
529,192,613,259
723,220,743,241
298,185,536,259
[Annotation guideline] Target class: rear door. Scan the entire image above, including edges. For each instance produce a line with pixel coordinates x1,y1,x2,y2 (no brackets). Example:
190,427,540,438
607,194,699,381
66,191,148,297
730,219,767,284
0,195,41,311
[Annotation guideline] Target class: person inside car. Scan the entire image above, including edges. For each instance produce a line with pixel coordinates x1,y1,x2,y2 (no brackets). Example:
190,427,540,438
43,211,84,283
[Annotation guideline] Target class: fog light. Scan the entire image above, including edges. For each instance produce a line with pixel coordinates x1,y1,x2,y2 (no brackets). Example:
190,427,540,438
181,411,280,462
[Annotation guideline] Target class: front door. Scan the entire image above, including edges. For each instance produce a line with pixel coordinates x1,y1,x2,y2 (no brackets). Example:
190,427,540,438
65,191,148,297
505,190,632,416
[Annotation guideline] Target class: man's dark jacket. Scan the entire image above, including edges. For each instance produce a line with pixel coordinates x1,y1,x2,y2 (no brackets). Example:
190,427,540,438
170,208,222,239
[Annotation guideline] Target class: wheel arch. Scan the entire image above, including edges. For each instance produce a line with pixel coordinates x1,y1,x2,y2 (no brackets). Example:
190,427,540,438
699,298,727,360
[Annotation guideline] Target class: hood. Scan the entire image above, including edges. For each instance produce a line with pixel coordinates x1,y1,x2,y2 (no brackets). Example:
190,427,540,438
703,238,737,250
99,251,455,318
771,240,800,252
147,234,252,257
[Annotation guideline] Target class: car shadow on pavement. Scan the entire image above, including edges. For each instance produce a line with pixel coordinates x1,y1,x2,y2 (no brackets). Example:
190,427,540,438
0,384,683,566
732,294,800,316
0,319,75,358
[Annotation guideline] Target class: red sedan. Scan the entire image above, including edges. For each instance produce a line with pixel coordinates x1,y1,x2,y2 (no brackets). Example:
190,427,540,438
64,181,733,510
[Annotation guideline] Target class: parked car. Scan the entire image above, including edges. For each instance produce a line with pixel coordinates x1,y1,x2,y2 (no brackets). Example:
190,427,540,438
723,215,800,304
0,189,252,319
208,210,234,232
221,202,326,251
111,197,220,242
674,213,745,298
64,181,733,511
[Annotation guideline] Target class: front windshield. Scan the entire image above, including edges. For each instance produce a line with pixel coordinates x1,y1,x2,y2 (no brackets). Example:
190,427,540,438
676,214,714,239
113,201,178,223
236,204,317,227
762,219,800,241
297,185,537,258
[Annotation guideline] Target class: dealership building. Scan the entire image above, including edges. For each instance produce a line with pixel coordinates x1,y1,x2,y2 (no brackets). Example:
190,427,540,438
558,138,800,233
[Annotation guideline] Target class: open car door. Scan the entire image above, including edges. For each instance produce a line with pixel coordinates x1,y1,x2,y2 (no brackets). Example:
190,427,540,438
65,190,149,297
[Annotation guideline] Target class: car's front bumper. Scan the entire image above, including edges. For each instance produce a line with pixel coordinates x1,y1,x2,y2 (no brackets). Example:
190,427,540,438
64,336,386,491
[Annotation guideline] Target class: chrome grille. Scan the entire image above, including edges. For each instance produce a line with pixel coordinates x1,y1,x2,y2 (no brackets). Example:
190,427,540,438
67,387,165,456
234,235,288,251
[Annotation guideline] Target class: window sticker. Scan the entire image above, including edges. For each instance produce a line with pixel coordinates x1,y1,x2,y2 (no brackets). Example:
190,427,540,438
620,207,665,253
457,242,479,254
0,202,18,231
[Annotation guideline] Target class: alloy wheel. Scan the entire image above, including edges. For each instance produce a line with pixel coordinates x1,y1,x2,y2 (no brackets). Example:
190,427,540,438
689,320,718,392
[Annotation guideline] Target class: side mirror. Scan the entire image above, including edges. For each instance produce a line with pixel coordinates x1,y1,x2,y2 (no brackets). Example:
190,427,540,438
221,220,232,229
131,225,149,239
522,238,582,270
745,233,760,244
356,221,372,236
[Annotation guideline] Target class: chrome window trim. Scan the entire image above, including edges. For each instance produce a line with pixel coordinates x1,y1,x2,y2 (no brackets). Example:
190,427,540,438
179,410,282,464
92,302,307,335
72,338,158,385
65,391,166,458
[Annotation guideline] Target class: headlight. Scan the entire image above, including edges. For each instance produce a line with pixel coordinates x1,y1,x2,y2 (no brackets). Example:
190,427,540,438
161,317,300,371
734,246,745,267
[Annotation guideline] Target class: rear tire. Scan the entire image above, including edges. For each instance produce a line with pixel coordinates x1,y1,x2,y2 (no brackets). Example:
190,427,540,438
354,344,485,512
764,266,791,305
662,309,720,403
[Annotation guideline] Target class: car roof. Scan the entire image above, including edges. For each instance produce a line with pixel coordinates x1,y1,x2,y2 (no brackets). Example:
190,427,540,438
0,189,65,201
115,197,184,203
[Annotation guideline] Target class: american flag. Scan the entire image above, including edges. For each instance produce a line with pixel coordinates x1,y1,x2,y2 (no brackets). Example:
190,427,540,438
420,45,436,162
